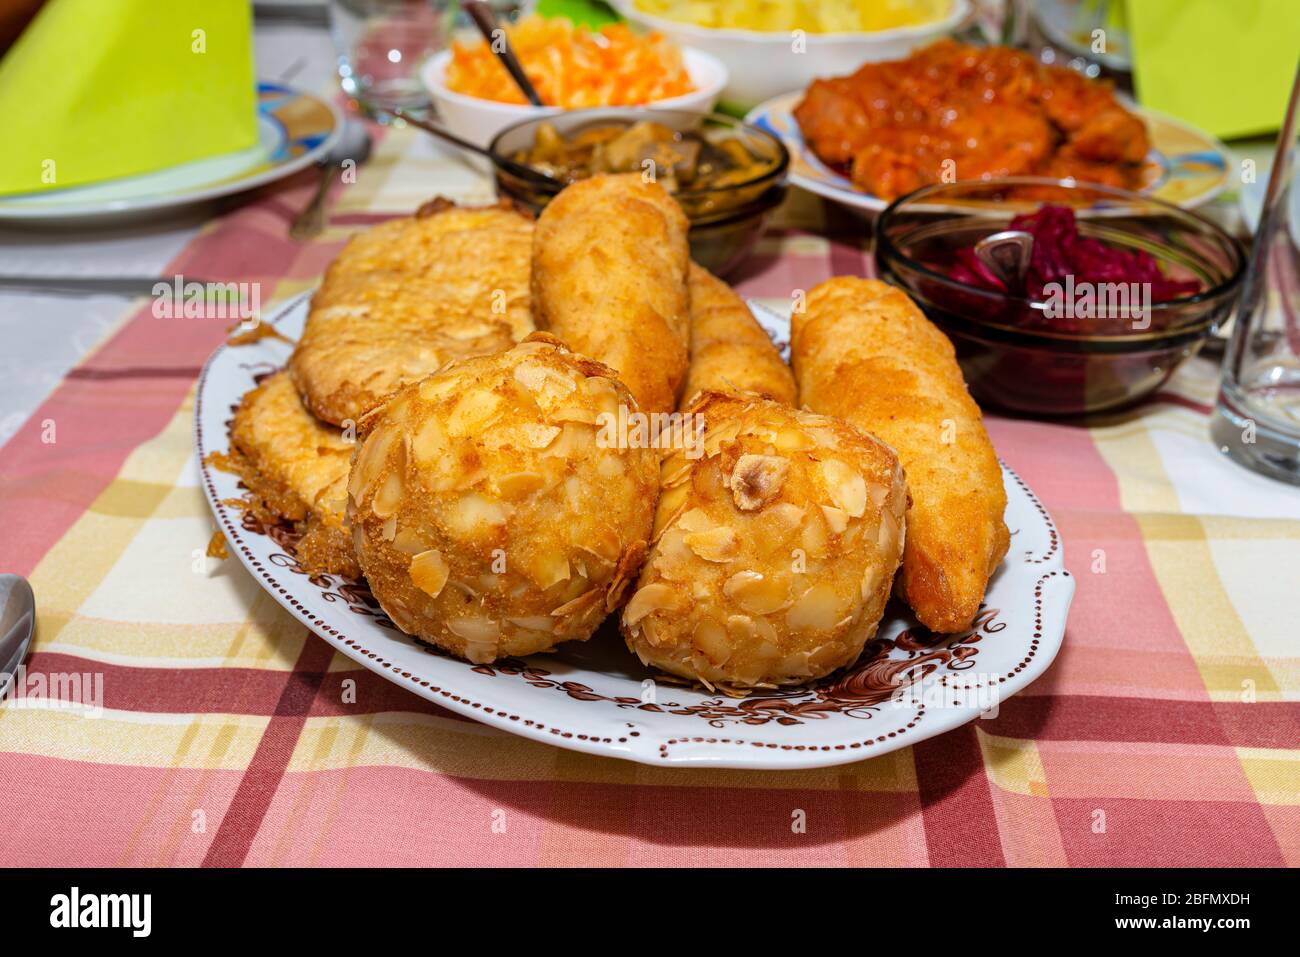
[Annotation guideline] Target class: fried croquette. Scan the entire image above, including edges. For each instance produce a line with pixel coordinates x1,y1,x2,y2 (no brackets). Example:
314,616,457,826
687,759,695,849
289,200,534,426
531,173,691,414
221,371,359,577
791,278,1009,633
347,334,660,663
621,391,907,690
682,263,796,405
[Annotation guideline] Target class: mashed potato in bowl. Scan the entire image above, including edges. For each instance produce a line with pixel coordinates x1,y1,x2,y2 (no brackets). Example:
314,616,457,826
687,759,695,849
631,0,951,34
613,0,967,109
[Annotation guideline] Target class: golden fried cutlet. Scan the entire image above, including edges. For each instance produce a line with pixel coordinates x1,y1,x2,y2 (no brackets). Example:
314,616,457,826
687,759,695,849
289,200,535,426
222,371,359,578
682,263,795,405
531,174,690,415
791,278,1009,633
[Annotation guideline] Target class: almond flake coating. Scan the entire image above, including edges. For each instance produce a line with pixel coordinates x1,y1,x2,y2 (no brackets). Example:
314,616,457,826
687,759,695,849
289,201,535,426
218,371,359,578
349,336,658,663
621,392,907,689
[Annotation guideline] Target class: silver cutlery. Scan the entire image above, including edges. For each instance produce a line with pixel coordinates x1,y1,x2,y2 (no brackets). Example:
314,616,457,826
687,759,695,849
0,575,35,693
381,107,562,188
253,2,330,28
0,276,217,297
974,229,1034,296
289,120,374,242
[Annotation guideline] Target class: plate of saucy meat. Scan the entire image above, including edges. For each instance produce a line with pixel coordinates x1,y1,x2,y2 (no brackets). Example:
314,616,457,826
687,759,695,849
747,40,1232,214
197,176,1072,769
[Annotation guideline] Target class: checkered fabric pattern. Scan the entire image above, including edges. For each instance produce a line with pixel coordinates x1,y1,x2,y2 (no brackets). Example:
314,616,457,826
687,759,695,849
0,123,1296,867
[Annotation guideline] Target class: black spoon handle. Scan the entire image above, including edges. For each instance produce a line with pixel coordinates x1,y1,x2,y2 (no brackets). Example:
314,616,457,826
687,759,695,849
382,107,560,188
461,1,545,107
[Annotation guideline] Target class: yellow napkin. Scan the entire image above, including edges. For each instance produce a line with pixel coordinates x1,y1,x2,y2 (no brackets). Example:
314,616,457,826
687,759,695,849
0,0,257,195
1126,0,1300,140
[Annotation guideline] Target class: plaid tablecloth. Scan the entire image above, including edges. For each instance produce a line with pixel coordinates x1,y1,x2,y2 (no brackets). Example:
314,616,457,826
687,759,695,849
1,122,1297,868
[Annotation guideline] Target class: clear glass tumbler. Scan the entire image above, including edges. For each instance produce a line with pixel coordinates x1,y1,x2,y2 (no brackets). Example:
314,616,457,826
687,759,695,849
1212,63,1300,485
330,0,454,113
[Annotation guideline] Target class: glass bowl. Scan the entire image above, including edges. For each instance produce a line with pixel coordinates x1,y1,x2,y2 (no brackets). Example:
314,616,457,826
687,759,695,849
875,178,1246,416
490,108,788,277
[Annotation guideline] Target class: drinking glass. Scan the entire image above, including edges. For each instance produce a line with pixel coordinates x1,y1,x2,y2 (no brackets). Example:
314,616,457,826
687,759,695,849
1212,62,1300,484
330,0,454,112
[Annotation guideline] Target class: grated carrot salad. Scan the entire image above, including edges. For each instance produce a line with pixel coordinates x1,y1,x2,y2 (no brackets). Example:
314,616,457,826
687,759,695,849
444,15,696,108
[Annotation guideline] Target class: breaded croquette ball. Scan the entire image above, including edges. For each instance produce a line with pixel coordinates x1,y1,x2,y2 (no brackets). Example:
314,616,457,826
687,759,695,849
621,392,908,692
348,334,659,663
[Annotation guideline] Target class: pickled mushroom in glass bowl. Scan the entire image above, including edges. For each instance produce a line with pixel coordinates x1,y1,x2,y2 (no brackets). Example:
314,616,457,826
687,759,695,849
508,116,781,215
491,109,789,276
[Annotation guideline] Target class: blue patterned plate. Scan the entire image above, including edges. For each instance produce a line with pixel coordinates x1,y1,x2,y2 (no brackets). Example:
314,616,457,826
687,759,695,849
0,82,341,225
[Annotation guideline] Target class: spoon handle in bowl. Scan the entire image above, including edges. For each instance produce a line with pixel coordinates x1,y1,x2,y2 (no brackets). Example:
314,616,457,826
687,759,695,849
461,1,545,107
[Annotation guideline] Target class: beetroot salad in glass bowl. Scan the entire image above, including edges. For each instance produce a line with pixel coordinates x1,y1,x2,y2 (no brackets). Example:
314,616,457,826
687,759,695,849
875,178,1246,415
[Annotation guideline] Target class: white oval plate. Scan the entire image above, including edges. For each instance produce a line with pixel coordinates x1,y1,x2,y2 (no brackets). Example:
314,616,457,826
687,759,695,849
0,83,341,225
195,293,1073,769
746,91,1232,214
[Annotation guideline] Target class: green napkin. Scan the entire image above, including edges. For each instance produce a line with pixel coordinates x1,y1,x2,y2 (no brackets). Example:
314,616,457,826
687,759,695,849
0,0,257,196
534,0,621,29
1126,0,1300,139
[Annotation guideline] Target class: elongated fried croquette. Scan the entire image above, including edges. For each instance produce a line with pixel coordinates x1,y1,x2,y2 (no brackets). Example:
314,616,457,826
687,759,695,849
682,263,796,405
289,200,534,426
531,174,690,414
791,278,1009,633
621,278,899,691
348,335,659,664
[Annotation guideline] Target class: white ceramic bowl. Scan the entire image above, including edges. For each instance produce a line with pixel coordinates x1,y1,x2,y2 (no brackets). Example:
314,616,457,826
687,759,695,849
421,46,727,147
610,0,971,111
